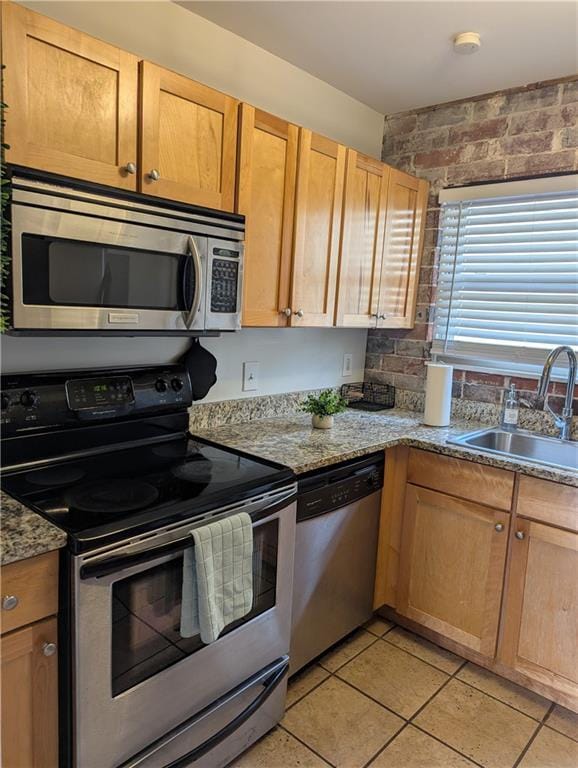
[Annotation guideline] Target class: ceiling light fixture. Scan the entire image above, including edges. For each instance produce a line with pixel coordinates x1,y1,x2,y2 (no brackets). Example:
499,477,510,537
453,32,481,55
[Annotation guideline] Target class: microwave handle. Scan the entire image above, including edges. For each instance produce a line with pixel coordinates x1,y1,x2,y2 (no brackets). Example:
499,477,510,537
183,236,203,329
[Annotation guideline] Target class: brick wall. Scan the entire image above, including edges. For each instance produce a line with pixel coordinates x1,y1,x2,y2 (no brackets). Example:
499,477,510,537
365,77,578,415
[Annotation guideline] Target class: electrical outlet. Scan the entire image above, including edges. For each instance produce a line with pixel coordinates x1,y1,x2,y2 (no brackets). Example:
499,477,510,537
242,361,259,392
342,353,353,377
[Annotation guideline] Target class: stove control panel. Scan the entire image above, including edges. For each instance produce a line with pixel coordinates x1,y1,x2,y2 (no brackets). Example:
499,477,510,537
1,366,193,433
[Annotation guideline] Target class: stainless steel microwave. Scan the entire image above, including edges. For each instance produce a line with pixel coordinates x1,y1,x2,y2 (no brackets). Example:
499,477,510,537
9,175,244,334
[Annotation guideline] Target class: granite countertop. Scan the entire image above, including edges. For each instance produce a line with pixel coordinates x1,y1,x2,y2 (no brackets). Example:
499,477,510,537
1,491,68,567
193,408,578,487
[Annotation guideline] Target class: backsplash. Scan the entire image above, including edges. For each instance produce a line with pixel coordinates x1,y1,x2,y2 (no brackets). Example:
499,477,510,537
365,76,578,417
189,385,577,439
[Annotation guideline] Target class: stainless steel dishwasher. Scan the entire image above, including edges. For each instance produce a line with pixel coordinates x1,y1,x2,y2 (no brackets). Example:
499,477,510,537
290,453,384,674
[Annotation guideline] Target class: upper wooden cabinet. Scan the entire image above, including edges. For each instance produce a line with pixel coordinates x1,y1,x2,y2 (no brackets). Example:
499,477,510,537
335,150,389,327
377,169,429,329
2,3,139,190
499,517,578,707
290,130,346,327
140,62,238,209
397,484,510,658
237,106,298,327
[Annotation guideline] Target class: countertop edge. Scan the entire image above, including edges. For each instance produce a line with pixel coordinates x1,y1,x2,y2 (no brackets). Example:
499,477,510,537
1,490,68,567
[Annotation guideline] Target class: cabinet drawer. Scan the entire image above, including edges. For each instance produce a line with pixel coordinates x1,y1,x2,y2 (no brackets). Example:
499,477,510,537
407,449,514,511
517,476,577,532
1,551,58,634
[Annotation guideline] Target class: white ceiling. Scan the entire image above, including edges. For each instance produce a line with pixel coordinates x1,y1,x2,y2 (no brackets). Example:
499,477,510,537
180,1,578,114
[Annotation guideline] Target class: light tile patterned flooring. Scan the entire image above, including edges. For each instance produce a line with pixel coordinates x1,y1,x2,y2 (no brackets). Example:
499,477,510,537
233,619,578,768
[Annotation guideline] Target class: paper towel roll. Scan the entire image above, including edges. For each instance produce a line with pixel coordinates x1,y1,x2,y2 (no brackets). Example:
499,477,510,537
423,363,453,426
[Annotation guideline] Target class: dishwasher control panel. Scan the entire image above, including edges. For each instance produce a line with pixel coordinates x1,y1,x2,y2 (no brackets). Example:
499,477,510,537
297,454,384,522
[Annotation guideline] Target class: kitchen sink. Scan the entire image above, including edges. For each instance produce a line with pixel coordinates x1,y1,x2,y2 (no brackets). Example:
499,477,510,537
449,427,578,472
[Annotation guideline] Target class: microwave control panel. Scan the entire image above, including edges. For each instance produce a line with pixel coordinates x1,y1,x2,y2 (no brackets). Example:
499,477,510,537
210,246,240,314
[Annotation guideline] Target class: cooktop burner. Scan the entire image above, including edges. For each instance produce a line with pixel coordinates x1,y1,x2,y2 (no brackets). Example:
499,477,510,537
66,480,160,514
2,435,293,552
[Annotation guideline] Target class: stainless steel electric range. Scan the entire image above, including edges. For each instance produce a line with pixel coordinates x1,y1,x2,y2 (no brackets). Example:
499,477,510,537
1,365,297,768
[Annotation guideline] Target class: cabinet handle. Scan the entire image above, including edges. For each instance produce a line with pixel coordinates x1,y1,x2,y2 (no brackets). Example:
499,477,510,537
515,531,525,540
379,314,388,320
2,595,18,611
281,308,292,317
370,312,379,318
293,309,304,318
124,162,137,175
494,523,504,532
148,169,160,181
42,642,57,657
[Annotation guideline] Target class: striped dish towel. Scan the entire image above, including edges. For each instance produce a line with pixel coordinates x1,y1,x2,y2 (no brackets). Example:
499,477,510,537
180,512,253,644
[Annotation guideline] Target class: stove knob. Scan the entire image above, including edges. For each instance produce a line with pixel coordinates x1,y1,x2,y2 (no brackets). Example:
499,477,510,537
20,390,39,408
171,378,184,392
154,379,168,393
1,393,10,411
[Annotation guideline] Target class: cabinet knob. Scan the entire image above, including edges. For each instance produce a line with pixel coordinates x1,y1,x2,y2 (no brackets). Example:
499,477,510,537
515,531,525,540
293,309,304,319
281,308,292,317
494,523,504,532
2,595,19,611
42,642,57,657
124,162,137,174
148,169,160,181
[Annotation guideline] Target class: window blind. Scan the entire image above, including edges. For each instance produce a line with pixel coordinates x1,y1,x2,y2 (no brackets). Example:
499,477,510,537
433,185,578,378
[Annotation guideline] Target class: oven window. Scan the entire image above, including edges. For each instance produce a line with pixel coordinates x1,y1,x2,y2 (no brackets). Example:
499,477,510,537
21,234,194,311
110,520,278,696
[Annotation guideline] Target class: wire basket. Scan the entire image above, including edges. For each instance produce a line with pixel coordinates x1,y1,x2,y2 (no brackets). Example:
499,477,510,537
341,382,395,411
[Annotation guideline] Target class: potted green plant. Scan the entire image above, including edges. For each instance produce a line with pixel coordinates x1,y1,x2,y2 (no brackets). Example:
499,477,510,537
300,389,347,430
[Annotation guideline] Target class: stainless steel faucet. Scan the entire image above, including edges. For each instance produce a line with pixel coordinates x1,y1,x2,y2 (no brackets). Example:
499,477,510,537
537,346,577,440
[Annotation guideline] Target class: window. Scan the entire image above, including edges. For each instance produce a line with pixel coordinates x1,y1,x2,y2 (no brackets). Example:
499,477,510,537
433,175,578,378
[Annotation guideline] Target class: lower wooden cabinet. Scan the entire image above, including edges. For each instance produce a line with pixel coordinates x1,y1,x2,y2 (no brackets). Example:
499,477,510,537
397,484,510,657
376,448,577,709
1,617,58,768
498,518,578,703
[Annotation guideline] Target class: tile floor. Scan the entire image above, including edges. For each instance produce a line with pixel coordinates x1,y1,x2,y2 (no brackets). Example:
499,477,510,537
232,619,578,768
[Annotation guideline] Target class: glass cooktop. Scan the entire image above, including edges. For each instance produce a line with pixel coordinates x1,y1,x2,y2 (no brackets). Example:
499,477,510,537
2,436,293,552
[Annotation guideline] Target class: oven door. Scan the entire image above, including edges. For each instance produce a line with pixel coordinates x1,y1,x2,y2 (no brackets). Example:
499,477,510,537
11,204,207,332
71,486,296,768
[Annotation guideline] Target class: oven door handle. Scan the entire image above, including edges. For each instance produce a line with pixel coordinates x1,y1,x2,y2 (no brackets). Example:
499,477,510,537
79,491,296,580
182,236,203,329
118,658,289,768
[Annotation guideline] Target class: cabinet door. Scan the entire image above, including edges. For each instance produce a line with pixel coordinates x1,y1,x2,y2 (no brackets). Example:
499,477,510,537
1,618,58,768
290,130,346,327
2,3,138,189
237,105,298,327
499,519,578,705
140,62,238,209
335,150,389,327
377,169,428,329
398,485,509,657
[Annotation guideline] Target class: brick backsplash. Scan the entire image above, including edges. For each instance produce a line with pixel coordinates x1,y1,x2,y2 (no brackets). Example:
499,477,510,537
366,76,578,416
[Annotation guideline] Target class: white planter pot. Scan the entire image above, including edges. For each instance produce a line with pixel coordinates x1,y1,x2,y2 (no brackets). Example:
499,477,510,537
312,414,334,430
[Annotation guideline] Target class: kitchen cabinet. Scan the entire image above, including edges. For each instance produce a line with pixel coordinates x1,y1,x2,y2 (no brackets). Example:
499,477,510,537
335,150,390,327
377,169,429,329
397,484,510,657
290,130,346,326
1,551,59,768
375,448,578,709
237,105,298,326
499,519,577,703
139,62,238,209
1,618,59,768
2,2,139,190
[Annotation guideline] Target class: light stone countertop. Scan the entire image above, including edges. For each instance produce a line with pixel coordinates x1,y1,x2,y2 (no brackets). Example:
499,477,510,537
1,490,68,567
192,408,578,486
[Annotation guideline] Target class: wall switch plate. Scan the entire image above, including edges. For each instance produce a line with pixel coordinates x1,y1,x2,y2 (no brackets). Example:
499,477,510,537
242,361,259,391
342,353,353,377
